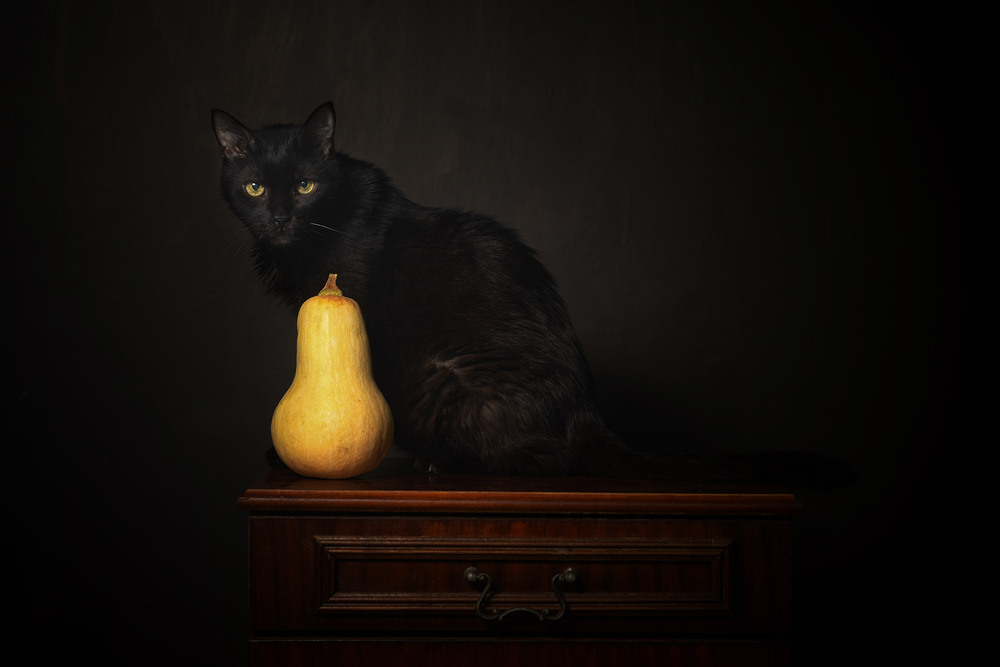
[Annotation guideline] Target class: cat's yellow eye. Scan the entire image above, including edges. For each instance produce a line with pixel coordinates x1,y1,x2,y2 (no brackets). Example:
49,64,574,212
245,182,265,197
297,180,315,195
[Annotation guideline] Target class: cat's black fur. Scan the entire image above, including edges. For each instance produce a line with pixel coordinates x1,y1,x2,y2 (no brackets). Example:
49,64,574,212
212,102,855,486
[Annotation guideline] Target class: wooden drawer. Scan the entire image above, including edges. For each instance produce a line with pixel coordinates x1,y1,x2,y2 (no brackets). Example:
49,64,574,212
313,535,731,617
249,518,790,635
240,465,799,665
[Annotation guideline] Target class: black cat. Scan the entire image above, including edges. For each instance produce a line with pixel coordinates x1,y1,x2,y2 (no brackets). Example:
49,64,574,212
212,101,633,476
211,102,854,486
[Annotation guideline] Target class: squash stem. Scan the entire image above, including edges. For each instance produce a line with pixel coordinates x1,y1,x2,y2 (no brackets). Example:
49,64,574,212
319,274,343,297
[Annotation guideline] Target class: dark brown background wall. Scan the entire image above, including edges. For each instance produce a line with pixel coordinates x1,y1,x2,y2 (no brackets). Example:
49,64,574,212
5,1,966,664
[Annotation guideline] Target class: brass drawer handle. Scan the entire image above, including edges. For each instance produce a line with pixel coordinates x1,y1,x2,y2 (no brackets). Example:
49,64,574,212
463,566,577,621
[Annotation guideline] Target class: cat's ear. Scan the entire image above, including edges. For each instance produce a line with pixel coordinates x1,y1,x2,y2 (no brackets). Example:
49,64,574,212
300,102,337,158
212,109,254,160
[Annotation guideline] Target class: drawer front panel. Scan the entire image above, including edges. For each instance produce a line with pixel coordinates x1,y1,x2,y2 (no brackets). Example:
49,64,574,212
249,514,791,636
316,536,731,615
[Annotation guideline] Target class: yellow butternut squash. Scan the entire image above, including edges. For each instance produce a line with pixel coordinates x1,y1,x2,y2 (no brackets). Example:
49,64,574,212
270,274,393,478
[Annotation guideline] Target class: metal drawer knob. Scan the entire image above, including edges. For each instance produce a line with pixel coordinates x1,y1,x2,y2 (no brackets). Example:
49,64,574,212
463,566,577,621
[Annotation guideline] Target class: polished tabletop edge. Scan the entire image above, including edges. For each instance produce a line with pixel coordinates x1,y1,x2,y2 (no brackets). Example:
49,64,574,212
238,458,802,516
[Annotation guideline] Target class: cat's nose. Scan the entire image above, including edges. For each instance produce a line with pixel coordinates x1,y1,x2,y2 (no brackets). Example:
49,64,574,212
272,214,292,227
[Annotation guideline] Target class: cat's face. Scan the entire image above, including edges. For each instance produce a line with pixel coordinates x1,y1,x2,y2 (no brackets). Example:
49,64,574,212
212,104,338,248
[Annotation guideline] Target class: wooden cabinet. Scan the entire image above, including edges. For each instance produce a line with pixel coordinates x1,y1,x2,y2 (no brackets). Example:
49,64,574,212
238,456,800,666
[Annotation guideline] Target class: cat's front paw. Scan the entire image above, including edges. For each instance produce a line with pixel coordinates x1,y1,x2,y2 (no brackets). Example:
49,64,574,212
412,458,443,474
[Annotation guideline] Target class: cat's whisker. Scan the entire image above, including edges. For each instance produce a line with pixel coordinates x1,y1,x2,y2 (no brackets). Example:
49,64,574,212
232,237,251,263
309,222,342,235
221,230,251,263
